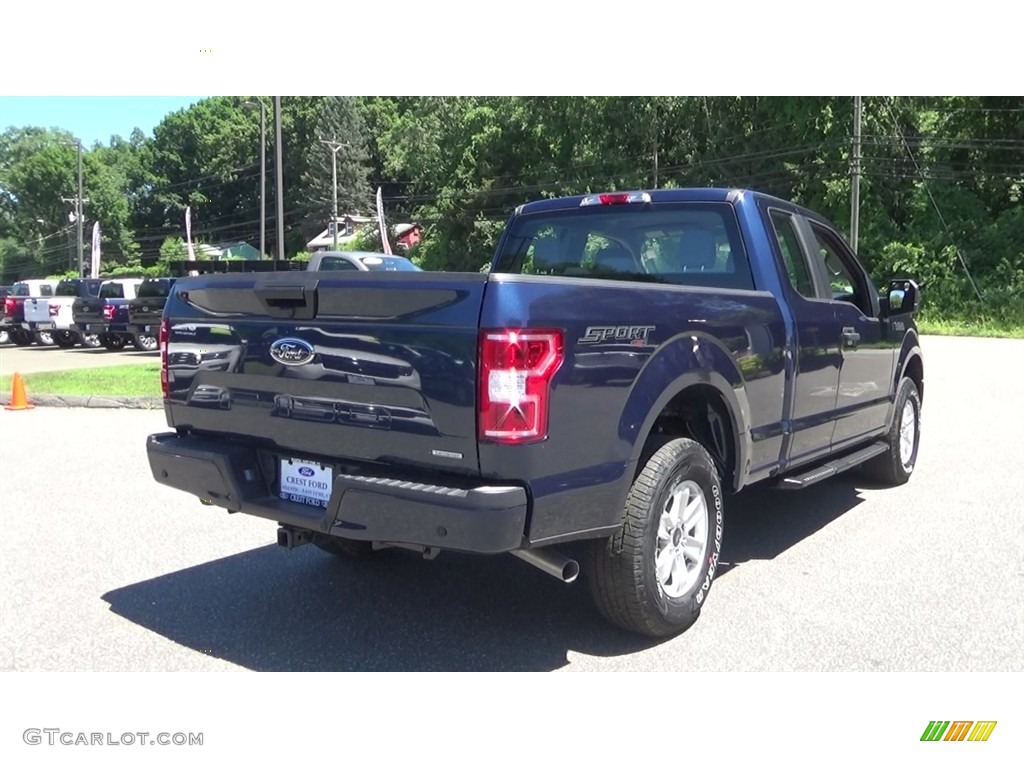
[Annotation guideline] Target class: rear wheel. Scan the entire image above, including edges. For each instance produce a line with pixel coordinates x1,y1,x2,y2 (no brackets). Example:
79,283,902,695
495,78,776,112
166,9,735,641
132,334,158,352
101,335,127,351
586,437,724,638
35,331,54,346
53,331,77,348
12,330,33,346
0,329,9,344
81,333,101,348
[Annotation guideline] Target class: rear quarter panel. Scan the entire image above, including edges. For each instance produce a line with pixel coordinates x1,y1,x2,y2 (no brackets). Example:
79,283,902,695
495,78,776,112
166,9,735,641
479,274,787,545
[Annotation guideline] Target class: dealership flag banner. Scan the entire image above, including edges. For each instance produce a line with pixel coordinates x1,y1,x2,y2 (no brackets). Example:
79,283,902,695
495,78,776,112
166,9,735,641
376,187,392,254
185,206,196,261
185,205,198,276
90,221,101,278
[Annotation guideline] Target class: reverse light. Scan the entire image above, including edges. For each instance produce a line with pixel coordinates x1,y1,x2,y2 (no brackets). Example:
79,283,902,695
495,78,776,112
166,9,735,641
479,329,563,444
159,319,170,398
579,191,652,207
101,303,116,321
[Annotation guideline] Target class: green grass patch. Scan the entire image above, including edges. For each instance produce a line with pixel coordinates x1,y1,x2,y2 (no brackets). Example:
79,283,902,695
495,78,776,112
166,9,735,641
917,316,1024,339
0,364,162,397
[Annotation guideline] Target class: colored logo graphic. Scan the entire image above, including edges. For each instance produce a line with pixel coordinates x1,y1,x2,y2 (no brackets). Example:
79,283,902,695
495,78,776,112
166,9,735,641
921,721,997,742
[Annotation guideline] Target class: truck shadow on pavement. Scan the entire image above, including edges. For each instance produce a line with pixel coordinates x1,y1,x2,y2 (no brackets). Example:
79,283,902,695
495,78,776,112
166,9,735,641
101,477,868,672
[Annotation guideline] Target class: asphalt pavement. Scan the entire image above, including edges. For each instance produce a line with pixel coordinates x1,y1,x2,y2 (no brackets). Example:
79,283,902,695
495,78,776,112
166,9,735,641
0,342,158,377
0,335,1021,672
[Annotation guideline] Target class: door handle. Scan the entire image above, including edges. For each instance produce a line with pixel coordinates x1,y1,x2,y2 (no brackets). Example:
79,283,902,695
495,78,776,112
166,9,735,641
842,327,860,348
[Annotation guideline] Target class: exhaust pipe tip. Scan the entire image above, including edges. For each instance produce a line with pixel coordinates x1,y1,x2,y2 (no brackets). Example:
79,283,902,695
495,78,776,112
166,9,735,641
512,548,580,583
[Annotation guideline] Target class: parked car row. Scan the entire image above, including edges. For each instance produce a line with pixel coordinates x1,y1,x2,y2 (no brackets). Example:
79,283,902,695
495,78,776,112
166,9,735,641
0,276,175,352
1,251,422,350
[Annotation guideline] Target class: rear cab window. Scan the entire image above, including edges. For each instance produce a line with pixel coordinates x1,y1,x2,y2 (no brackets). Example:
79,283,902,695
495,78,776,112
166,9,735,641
138,279,173,299
318,256,360,271
356,255,421,271
99,282,126,299
55,280,102,297
491,202,755,291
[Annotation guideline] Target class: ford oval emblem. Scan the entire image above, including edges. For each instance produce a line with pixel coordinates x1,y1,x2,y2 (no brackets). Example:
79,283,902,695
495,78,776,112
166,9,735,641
298,467,315,477
269,337,315,366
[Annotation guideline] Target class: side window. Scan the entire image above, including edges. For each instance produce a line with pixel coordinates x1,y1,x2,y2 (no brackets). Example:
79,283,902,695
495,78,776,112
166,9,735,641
41,285,54,296
806,222,872,315
809,224,864,310
768,210,815,297
319,257,359,271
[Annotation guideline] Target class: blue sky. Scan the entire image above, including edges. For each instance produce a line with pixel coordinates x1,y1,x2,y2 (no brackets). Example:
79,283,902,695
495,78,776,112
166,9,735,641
0,96,211,147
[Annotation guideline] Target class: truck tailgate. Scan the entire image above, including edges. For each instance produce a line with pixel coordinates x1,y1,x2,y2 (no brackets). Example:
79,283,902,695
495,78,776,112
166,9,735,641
22,298,51,325
163,271,488,475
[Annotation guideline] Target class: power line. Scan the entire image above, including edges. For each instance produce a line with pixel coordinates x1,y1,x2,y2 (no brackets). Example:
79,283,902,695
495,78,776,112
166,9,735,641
881,96,984,302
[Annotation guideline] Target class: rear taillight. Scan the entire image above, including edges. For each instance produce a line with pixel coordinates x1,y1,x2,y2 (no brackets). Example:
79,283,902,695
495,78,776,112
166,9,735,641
159,319,170,398
49,304,60,317
479,329,563,444
102,304,116,321
3,297,14,314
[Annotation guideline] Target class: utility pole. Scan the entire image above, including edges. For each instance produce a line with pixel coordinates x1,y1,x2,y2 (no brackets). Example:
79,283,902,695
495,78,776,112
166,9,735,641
320,139,349,249
77,140,84,275
850,95,862,254
274,96,285,261
61,139,86,275
243,100,267,259
653,137,659,189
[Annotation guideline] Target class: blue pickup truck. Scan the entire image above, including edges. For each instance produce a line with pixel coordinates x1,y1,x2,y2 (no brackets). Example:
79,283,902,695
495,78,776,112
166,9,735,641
146,188,924,637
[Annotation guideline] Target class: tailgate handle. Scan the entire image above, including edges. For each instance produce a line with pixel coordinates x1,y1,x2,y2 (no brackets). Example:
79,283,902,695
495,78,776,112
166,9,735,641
255,285,317,320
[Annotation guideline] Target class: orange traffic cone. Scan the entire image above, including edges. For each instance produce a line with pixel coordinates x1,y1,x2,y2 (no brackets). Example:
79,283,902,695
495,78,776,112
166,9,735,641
5,372,35,411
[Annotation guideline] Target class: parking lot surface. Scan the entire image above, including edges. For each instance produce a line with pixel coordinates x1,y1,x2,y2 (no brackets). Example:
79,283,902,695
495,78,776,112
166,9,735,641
0,343,157,377
0,334,1021,672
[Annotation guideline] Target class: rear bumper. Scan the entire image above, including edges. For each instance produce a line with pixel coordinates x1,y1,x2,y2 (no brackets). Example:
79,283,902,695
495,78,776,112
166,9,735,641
146,431,529,554
20,320,54,331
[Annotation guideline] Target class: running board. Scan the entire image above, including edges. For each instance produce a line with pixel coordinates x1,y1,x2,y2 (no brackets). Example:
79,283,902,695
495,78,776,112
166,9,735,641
775,442,888,490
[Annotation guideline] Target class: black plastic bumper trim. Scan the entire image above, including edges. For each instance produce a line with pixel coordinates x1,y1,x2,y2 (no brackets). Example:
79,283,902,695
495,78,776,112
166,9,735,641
146,431,528,554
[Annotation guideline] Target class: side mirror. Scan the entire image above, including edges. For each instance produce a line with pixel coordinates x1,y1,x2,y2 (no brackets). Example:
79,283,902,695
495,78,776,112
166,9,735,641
886,279,920,316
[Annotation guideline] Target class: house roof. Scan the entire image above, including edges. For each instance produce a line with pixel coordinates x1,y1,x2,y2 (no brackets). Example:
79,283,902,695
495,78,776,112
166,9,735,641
394,222,422,237
305,216,419,250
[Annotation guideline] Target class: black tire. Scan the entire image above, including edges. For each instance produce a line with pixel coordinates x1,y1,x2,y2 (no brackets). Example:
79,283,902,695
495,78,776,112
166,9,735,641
861,377,921,486
313,535,380,560
53,331,77,348
132,334,158,352
101,335,127,351
585,437,724,638
12,330,33,346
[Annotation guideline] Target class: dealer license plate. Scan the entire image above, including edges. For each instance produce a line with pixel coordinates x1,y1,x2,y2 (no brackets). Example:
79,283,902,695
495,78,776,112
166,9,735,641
279,458,333,509
37,321,53,330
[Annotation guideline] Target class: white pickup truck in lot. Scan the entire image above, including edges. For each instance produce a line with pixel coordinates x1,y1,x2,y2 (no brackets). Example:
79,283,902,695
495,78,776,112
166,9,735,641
25,278,106,348
3,279,60,346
